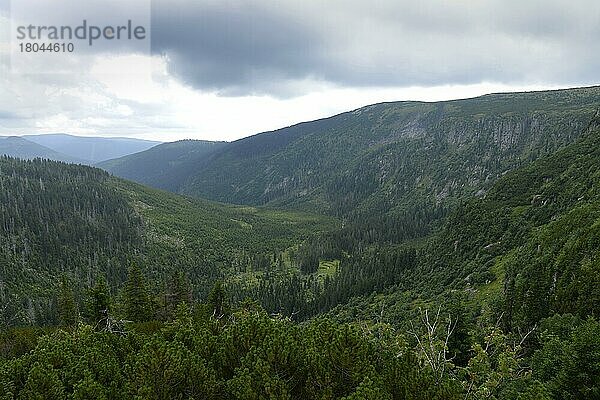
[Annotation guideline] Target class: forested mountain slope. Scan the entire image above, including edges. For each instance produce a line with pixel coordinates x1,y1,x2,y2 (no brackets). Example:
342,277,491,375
169,107,598,337
0,157,336,327
111,87,592,215
182,87,598,219
327,111,600,333
101,87,600,252
98,140,226,192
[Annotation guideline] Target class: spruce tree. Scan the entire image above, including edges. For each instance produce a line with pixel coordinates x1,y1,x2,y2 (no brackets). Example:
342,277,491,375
86,277,110,328
163,272,192,320
123,264,151,322
57,275,78,327
207,280,228,318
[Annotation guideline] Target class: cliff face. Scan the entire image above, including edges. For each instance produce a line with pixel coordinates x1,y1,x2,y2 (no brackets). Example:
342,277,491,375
179,87,599,222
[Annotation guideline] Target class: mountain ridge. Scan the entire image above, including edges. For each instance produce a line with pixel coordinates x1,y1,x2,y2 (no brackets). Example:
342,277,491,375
101,86,600,242
0,136,85,163
24,133,161,163
97,139,227,192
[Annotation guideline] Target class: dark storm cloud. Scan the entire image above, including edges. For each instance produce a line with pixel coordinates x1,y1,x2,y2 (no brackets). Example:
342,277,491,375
5,1,599,95
151,1,325,96
150,0,600,97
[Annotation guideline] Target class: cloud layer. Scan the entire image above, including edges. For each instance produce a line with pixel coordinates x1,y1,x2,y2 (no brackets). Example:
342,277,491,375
151,0,600,97
0,1,599,140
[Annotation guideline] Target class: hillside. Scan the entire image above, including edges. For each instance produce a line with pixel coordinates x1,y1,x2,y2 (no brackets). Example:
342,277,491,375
1,96,600,399
326,111,600,332
103,87,600,235
0,157,336,327
208,110,600,331
0,136,83,163
183,87,599,217
98,140,226,192
24,134,161,163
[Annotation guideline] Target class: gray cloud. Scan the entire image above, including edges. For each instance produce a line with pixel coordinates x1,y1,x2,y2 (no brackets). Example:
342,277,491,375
151,0,600,97
1,0,600,141
151,1,324,96
0,110,22,119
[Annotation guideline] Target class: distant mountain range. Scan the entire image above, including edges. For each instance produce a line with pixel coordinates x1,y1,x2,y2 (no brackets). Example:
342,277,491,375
2,86,600,398
0,136,85,163
100,86,600,225
97,140,227,191
0,134,161,164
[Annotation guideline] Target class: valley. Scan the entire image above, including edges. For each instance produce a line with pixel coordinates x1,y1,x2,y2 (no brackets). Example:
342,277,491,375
0,87,599,399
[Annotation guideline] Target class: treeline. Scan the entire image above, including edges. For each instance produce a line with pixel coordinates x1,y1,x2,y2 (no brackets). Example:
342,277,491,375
0,157,142,326
229,247,417,320
1,280,598,399
0,157,336,328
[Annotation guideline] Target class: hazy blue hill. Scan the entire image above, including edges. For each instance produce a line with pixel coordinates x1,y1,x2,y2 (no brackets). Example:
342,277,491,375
24,133,161,163
98,139,227,191
0,136,84,163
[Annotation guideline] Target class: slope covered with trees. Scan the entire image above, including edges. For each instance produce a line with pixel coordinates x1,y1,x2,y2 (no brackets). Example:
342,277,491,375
0,157,336,327
293,110,600,329
201,108,600,331
103,87,599,222
2,88,600,399
98,140,226,192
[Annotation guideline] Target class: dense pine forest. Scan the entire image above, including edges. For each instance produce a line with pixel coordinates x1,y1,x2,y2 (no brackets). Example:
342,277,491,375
0,157,335,327
1,88,600,399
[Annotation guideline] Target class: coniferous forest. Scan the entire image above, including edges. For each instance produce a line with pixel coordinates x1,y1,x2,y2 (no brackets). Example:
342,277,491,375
1,88,600,399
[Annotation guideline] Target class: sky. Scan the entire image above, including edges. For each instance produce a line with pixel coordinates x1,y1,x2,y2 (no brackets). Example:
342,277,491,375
0,0,599,142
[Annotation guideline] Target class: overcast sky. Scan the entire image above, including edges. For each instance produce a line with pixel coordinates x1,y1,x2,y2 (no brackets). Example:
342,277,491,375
1,0,599,141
